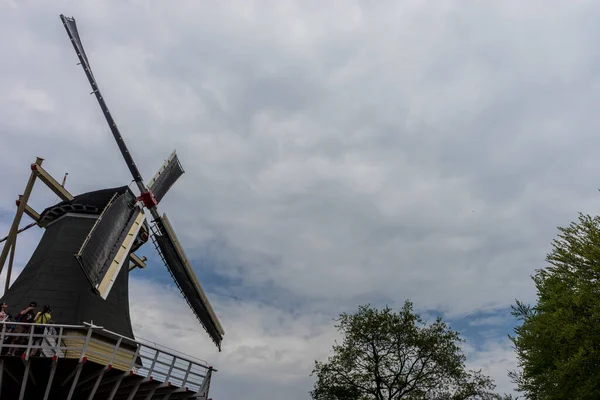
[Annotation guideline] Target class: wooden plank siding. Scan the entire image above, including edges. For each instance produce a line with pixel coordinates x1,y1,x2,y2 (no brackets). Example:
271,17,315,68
62,330,138,371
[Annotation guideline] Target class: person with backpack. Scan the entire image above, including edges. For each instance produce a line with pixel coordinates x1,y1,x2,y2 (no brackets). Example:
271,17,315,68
15,302,37,323
30,305,52,357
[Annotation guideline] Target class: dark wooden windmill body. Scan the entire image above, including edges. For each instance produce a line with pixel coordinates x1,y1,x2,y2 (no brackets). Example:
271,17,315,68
0,15,223,400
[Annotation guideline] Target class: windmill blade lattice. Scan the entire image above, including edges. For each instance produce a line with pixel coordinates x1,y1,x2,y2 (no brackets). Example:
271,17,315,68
148,150,185,204
151,215,224,349
75,191,147,299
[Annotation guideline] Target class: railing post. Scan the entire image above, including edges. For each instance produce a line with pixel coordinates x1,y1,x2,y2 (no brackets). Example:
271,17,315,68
108,337,123,366
181,361,192,388
128,343,142,372
146,348,160,379
56,326,64,357
80,325,94,362
197,366,213,399
164,354,176,384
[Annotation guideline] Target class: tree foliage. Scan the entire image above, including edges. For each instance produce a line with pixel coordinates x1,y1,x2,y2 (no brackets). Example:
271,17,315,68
311,301,504,400
510,213,600,399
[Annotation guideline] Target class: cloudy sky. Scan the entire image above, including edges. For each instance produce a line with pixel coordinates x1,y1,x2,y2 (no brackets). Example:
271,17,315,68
2,0,600,398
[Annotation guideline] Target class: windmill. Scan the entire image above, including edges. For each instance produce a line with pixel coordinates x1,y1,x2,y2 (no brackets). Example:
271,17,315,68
0,14,223,399
59,14,224,348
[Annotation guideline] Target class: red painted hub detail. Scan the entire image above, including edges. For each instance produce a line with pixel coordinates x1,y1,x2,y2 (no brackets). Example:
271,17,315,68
138,190,158,209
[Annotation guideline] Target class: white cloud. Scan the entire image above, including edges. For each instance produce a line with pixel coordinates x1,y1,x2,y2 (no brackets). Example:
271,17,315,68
129,278,339,399
129,278,519,399
469,314,513,327
464,338,519,397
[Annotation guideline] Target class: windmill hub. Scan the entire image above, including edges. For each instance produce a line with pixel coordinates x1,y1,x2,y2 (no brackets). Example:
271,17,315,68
137,190,158,209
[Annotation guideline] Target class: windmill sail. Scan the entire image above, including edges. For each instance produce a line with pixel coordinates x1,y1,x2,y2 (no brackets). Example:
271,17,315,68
148,150,185,204
76,191,146,299
61,15,96,81
61,14,145,185
151,215,224,349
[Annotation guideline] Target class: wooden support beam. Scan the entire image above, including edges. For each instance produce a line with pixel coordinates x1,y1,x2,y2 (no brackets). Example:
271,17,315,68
126,380,143,400
86,368,108,400
16,195,40,222
0,157,42,286
19,359,31,400
107,373,128,400
24,205,40,222
2,363,19,384
5,234,16,293
76,367,105,389
144,386,158,400
22,358,37,386
6,197,40,292
66,362,84,400
128,254,147,271
42,358,58,400
2,159,72,294
31,163,74,202
60,364,79,387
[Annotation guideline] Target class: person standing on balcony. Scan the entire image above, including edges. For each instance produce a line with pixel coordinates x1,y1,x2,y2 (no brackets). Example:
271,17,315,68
15,302,37,323
7,301,37,356
30,304,52,357
0,303,9,322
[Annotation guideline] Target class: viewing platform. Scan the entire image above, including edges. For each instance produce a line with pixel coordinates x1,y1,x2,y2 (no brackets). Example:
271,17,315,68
0,321,214,400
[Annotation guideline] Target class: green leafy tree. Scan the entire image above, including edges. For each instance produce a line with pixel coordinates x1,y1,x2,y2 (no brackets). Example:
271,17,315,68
311,301,507,400
510,213,600,399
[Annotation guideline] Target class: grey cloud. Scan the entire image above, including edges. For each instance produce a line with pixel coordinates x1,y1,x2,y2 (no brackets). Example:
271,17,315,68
3,1,600,397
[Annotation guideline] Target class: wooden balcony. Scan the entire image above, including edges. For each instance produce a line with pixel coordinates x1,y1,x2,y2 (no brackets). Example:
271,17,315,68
0,321,214,400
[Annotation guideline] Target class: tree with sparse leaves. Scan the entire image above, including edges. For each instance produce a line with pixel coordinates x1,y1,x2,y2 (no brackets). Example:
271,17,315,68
311,301,510,400
510,213,600,399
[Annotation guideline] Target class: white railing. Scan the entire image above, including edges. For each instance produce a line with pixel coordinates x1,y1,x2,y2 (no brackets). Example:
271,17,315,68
0,320,212,392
